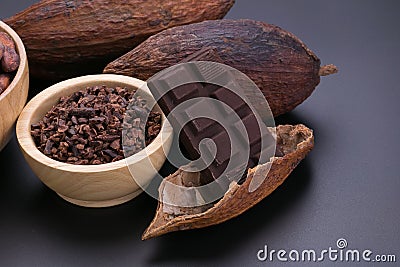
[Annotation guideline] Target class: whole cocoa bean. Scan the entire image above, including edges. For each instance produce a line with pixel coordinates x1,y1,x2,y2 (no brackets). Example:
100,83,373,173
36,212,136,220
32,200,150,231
104,19,338,117
5,0,235,81
0,32,15,50
1,46,20,72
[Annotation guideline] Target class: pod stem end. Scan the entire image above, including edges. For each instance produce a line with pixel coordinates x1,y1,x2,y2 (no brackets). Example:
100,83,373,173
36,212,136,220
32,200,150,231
319,64,338,76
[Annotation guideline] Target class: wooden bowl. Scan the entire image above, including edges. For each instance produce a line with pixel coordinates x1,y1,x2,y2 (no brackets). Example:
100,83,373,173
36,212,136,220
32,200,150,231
16,74,173,208
0,20,29,151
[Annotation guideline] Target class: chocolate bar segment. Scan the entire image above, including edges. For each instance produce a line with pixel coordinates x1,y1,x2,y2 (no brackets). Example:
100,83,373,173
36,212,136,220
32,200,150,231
147,53,274,186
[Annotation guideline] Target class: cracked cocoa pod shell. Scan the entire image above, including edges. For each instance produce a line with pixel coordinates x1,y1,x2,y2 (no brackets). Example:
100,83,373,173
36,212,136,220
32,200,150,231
104,19,338,116
4,0,235,81
142,124,314,240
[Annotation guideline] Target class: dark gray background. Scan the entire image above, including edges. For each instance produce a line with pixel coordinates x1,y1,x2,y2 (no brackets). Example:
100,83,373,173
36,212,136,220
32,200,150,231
1,1,399,266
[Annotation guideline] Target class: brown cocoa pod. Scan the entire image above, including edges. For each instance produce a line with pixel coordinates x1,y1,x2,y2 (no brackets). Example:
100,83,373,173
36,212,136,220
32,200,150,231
1,46,20,72
142,124,314,240
0,73,12,93
104,19,338,117
4,0,235,81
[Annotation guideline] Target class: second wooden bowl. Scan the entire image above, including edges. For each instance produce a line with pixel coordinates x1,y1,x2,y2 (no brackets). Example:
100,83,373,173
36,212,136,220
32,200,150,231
16,74,173,208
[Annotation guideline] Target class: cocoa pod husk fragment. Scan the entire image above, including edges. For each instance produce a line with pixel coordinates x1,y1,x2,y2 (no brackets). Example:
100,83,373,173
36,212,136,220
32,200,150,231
104,19,338,117
4,0,235,81
142,124,314,240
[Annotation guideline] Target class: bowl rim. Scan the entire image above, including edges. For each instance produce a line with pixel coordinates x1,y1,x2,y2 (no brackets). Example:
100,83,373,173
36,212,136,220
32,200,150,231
0,20,28,102
16,74,173,173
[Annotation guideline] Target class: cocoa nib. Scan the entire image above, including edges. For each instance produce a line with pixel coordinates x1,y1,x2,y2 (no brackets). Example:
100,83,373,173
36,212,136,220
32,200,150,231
69,107,96,117
31,85,162,165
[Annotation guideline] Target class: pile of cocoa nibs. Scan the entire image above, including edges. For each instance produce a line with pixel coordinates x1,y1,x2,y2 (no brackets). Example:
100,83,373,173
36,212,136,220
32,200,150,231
31,85,161,165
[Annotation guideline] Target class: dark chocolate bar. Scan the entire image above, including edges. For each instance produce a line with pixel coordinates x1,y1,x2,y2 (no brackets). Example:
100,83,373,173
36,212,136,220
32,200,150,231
147,51,274,188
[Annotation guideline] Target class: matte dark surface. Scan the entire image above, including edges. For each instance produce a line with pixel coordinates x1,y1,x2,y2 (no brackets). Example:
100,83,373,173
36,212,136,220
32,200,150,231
1,1,399,266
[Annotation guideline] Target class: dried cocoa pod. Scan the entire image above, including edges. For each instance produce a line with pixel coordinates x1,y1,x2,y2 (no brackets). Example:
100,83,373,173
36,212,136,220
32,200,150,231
4,0,235,81
1,46,20,72
104,19,338,117
0,73,11,92
142,124,314,240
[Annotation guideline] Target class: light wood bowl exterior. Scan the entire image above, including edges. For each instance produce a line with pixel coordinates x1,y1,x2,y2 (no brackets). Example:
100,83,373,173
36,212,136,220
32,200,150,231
0,20,29,151
16,74,173,207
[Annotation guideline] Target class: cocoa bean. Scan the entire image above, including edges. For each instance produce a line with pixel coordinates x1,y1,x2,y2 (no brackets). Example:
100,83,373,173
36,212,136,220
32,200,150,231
0,32,15,50
104,19,338,117
0,31,19,94
1,46,20,72
5,0,235,81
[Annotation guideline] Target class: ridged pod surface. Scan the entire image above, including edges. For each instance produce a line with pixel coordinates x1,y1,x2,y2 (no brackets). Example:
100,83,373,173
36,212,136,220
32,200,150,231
4,0,235,81
105,19,337,116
